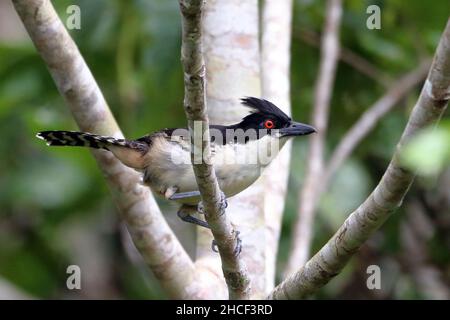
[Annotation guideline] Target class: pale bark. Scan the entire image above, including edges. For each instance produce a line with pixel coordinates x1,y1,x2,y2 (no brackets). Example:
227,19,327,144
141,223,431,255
261,0,293,294
197,0,266,298
179,0,250,300
269,19,450,299
0,278,33,300
286,0,342,276
12,0,211,299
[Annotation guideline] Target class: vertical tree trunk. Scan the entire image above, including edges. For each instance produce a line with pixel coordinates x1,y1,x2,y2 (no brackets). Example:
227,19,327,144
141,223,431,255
179,0,251,300
261,0,293,293
196,0,266,298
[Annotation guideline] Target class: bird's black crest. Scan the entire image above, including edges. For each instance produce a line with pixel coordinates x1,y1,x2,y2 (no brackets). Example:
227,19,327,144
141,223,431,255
241,97,291,123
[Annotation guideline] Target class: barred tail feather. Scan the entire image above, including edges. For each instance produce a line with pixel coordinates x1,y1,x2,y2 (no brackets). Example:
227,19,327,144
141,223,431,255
36,130,146,152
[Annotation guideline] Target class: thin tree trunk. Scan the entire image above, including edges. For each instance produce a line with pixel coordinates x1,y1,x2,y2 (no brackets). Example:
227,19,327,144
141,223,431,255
179,0,251,300
195,0,267,298
261,0,293,293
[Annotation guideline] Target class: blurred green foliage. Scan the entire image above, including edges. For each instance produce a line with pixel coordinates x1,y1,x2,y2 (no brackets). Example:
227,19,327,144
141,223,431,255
401,120,450,177
0,0,448,299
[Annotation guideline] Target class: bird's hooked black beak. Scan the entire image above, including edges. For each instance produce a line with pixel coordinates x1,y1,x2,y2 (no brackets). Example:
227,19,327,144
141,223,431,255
279,121,316,137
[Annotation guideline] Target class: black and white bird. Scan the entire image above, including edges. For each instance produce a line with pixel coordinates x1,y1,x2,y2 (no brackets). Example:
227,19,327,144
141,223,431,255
37,97,315,228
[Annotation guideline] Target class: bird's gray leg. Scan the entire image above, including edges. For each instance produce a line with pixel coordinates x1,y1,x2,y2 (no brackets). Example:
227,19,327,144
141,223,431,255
177,195,240,256
233,230,242,256
177,205,210,229
197,192,240,256
169,190,201,200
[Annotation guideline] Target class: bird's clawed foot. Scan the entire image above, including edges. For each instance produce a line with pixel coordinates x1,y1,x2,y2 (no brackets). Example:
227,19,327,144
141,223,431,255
177,205,210,229
218,191,228,215
211,230,242,256
233,230,242,256
178,193,239,255
211,239,218,252
197,201,205,215
197,191,228,216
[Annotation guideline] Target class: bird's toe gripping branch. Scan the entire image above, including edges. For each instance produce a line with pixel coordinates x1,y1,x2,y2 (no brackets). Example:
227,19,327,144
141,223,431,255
197,201,205,215
177,205,210,229
211,230,242,256
219,191,228,213
197,191,240,255
198,191,228,216
234,231,242,256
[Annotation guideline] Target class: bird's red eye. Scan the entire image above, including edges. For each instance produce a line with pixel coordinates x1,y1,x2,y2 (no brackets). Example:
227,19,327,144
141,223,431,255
264,120,275,129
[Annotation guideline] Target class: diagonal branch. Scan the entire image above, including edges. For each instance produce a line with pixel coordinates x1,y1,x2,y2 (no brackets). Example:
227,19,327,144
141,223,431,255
178,0,251,300
285,0,343,276
12,0,206,299
323,59,431,191
269,18,450,299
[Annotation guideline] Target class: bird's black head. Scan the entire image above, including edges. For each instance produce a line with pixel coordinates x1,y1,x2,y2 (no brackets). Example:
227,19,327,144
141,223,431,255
237,97,316,138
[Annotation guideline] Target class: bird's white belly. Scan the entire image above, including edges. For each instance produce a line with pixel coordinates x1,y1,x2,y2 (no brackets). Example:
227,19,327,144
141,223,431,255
142,135,278,204
215,163,262,197
143,161,262,204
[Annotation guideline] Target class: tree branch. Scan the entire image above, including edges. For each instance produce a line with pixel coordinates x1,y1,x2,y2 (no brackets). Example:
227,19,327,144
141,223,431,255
13,0,206,299
178,0,251,300
286,0,342,276
261,0,293,294
269,18,450,299
323,59,431,190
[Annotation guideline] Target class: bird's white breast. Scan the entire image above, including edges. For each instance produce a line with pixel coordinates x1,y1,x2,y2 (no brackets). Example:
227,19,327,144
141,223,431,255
142,134,287,204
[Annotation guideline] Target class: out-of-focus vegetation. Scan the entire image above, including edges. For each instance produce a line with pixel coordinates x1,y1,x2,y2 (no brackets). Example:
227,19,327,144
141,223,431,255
402,122,450,177
0,0,448,299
